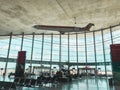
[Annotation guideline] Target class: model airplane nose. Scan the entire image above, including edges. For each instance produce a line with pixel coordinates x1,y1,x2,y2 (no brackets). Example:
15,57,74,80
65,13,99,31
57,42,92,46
92,23,95,26
33,25,40,29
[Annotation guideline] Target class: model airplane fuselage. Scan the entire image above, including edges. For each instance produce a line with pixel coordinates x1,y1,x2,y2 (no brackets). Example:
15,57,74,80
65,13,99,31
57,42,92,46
33,23,94,34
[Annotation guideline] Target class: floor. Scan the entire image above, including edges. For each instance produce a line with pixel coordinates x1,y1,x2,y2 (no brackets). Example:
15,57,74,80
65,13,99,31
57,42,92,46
1,76,119,90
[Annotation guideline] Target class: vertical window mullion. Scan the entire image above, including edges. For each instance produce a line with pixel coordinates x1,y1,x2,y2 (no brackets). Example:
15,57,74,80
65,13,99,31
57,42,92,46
4,32,12,76
110,26,113,44
21,32,24,51
93,31,97,71
76,33,79,70
40,34,44,66
101,30,107,76
84,32,87,69
30,32,35,73
50,34,53,72
68,33,70,70
59,34,61,69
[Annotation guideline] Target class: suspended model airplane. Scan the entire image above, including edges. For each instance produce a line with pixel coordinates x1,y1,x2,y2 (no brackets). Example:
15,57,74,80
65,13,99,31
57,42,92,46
33,23,94,34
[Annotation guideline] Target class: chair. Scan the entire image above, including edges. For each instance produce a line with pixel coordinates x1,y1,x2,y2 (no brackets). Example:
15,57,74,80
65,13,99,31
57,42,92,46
14,78,20,85
30,79,37,87
0,81,15,90
24,79,31,87
36,77,43,86
18,78,25,86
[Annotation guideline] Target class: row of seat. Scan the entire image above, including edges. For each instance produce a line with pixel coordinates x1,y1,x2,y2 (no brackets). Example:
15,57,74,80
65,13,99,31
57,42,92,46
14,76,58,87
0,81,16,90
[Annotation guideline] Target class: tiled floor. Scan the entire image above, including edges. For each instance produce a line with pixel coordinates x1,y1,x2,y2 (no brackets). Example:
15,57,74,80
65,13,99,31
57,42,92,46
1,76,119,90
21,77,116,90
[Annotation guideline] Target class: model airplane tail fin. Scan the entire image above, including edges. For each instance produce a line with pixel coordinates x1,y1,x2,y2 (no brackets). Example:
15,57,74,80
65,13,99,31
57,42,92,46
84,23,94,31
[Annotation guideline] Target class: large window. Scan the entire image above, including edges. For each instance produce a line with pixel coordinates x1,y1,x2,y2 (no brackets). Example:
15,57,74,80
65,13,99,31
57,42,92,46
0,25,120,76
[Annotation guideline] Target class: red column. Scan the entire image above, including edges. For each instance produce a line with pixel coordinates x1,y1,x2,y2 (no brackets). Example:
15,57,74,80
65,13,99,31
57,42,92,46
15,51,26,78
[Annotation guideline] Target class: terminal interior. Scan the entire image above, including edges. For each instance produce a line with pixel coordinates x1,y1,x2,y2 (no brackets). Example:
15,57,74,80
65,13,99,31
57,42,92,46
0,0,120,90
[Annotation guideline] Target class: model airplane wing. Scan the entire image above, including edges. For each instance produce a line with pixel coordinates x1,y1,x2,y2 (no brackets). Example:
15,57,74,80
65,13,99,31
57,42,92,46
33,23,94,34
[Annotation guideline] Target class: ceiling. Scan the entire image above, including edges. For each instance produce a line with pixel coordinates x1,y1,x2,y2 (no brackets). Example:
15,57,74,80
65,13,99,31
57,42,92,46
0,0,120,35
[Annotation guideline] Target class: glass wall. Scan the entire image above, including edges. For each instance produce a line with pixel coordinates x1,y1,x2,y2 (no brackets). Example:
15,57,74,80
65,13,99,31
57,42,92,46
0,25,120,77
